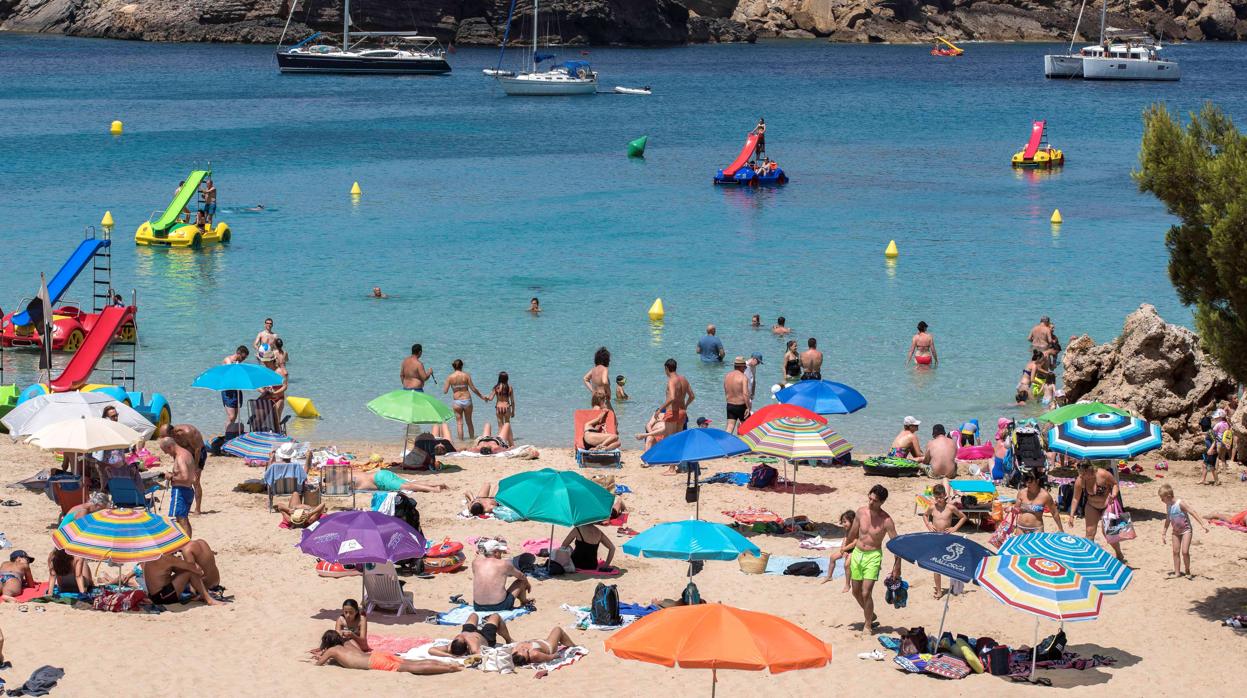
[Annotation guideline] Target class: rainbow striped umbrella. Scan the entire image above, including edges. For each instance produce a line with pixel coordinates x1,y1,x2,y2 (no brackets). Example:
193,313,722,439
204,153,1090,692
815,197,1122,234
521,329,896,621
997,533,1132,594
52,508,189,564
976,554,1103,680
740,418,852,518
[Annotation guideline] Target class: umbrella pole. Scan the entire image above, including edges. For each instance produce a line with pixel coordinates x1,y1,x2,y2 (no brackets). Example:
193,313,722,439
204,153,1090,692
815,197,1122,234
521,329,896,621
936,592,951,640
549,524,556,571
790,460,797,520
1031,618,1039,679
711,668,717,698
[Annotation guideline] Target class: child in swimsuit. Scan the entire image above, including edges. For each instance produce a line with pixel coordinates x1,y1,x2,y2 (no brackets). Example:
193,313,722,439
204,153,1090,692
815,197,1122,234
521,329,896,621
336,598,370,651
1158,484,1207,578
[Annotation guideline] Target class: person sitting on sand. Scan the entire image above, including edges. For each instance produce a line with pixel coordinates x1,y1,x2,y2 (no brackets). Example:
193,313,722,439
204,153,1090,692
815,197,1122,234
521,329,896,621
0,551,36,602
352,469,448,494
921,424,957,481
430,612,513,657
634,408,665,450
465,483,499,516
888,417,924,460
62,491,107,524
560,524,616,573
313,631,461,674
510,627,577,666
276,490,326,529
582,411,621,450
472,539,532,612
48,548,92,595
335,599,370,651
139,547,219,607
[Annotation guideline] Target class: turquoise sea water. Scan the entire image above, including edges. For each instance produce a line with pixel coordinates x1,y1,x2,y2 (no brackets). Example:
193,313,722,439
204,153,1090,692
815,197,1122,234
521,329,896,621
3,35,1246,449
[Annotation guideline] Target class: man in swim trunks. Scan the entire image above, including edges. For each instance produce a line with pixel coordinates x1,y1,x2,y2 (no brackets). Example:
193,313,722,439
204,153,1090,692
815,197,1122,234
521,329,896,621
253,317,278,363
430,612,513,657
582,347,613,411
221,345,249,430
352,469,448,494
800,337,823,380
1028,316,1054,357
888,416,924,460
922,424,957,481
401,343,433,391
157,423,206,515
159,437,196,538
823,484,900,634
0,551,35,602
660,358,694,438
472,539,532,611
140,549,219,606
313,631,461,674
724,357,750,434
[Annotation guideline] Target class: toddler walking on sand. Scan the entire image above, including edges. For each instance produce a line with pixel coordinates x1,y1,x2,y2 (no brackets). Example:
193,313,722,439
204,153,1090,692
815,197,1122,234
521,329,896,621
1159,484,1208,578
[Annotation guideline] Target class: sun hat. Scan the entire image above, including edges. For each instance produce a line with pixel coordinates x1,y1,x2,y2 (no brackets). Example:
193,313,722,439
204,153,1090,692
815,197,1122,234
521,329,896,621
903,416,921,426
481,539,509,554
733,356,746,366
275,442,299,461
290,508,310,526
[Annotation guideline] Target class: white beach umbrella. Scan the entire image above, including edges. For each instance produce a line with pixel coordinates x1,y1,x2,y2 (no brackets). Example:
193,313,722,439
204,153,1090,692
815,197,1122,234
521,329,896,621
25,416,145,453
3,392,154,440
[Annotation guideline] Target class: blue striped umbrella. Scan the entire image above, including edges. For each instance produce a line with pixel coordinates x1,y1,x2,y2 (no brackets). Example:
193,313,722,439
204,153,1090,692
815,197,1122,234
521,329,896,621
222,431,292,459
1046,412,1162,460
997,532,1132,594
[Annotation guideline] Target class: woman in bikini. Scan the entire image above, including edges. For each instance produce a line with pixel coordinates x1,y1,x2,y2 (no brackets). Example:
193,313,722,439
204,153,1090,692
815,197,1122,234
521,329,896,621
48,548,93,595
486,371,515,433
334,599,370,651
559,524,616,572
783,340,800,384
907,321,938,367
443,359,489,442
1068,462,1125,560
465,482,499,516
1014,470,1064,534
510,626,577,666
583,411,621,450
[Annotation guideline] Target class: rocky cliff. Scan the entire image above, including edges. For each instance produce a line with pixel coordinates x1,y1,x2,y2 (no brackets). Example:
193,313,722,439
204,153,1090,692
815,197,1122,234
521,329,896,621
1061,304,1236,459
0,0,1242,44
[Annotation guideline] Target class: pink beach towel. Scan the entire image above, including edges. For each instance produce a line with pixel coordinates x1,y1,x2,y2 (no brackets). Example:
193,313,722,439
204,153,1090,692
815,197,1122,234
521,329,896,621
368,635,433,655
1211,519,1247,533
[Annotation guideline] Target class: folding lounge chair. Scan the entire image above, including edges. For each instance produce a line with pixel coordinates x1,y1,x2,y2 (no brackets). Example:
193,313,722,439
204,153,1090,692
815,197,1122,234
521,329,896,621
50,478,87,515
107,476,161,511
248,398,290,435
363,562,416,617
265,460,307,511
574,409,622,468
320,462,356,509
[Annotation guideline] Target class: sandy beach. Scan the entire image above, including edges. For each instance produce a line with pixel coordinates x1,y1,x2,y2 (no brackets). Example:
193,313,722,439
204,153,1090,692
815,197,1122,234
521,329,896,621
1,437,1245,696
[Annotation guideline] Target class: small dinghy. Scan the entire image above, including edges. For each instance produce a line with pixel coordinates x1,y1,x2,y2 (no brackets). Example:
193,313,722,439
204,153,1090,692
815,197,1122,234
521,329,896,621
613,86,652,95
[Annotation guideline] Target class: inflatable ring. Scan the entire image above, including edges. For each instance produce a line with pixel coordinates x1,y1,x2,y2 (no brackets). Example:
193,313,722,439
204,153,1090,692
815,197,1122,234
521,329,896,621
426,539,464,558
424,552,465,574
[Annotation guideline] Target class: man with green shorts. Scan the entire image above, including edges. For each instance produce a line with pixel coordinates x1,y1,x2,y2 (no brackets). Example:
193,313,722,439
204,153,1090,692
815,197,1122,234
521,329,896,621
351,469,449,494
824,484,901,634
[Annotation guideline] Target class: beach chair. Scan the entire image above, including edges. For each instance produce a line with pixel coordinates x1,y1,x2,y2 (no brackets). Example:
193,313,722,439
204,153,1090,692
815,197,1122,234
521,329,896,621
363,563,416,617
574,409,622,468
320,462,356,509
247,398,290,435
107,477,161,511
50,478,87,515
265,460,307,511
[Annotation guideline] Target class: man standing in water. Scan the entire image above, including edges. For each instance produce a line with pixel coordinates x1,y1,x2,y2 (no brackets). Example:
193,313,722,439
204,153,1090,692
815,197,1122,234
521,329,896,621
253,318,278,363
824,484,901,634
582,347,612,411
772,317,791,336
800,337,823,380
660,359,694,437
1028,316,1054,357
724,357,751,434
401,344,433,391
696,324,725,363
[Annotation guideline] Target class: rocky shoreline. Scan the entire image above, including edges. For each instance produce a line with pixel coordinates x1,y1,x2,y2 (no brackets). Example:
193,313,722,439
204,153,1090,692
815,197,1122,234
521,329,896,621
0,0,1243,45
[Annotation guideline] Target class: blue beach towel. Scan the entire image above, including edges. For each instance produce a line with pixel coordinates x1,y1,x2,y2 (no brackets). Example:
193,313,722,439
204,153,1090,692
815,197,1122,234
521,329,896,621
618,602,660,618
762,555,844,579
614,485,633,495
435,604,532,626
704,472,750,486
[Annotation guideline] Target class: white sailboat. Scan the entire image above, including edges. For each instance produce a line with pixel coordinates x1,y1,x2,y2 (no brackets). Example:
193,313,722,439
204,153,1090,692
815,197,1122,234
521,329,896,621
1043,0,1179,81
494,0,598,96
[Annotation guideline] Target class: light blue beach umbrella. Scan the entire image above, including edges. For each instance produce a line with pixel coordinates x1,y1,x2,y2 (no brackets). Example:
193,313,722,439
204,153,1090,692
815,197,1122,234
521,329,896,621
775,380,867,415
623,520,760,562
191,363,283,392
997,532,1133,594
1046,412,1162,460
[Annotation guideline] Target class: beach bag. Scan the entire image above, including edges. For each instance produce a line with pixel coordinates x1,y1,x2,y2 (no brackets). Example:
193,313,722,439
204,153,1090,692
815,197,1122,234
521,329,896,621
988,510,1016,548
685,468,700,503
1102,499,1136,543
1036,630,1066,661
93,589,146,613
680,580,703,605
481,646,515,673
1057,483,1074,513
783,561,821,577
900,626,929,656
987,646,1012,675
590,583,621,627
748,464,778,489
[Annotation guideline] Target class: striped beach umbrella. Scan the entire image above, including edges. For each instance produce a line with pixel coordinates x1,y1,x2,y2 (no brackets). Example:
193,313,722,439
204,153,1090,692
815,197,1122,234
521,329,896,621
222,431,292,459
53,508,189,564
740,418,852,518
997,532,1132,594
1046,412,1162,460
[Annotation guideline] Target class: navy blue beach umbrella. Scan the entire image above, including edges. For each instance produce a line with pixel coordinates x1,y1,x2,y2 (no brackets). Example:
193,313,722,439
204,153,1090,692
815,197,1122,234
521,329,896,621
775,380,867,415
887,532,995,638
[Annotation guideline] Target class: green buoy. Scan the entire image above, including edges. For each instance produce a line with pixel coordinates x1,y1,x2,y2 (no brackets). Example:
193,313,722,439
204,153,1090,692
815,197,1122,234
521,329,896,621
627,135,648,158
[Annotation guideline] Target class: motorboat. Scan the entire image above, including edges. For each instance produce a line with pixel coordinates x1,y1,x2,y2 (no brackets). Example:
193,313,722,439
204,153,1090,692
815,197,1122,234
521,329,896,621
275,0,450,75
613,86,652,95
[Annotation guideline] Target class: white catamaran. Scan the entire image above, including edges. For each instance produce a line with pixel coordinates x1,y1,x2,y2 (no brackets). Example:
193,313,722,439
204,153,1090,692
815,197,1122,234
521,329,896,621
1043,0,1179,81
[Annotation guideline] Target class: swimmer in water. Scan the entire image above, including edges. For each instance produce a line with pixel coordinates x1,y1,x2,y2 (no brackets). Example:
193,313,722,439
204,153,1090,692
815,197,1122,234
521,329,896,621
907,321,937,367
529,297,541,314
371,287,387,299
245,204,265,212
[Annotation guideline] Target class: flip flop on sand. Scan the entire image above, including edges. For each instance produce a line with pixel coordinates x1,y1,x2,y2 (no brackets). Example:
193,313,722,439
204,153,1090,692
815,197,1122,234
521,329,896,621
857,650,886,661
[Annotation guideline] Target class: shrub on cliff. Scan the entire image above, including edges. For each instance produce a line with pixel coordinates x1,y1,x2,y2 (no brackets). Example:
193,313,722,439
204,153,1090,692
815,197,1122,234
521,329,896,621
1136,102,1247,382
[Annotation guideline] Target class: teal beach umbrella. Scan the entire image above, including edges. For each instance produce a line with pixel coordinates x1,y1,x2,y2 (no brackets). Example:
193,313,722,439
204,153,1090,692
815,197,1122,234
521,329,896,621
497,469,615,569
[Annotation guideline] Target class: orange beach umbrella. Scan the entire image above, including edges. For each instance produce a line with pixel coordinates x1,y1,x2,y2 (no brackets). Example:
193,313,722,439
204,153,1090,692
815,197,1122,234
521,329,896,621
604,603,832,696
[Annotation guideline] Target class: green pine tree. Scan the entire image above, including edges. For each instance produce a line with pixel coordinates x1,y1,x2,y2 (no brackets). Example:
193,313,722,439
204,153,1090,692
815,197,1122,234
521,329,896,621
1136,102,1247,382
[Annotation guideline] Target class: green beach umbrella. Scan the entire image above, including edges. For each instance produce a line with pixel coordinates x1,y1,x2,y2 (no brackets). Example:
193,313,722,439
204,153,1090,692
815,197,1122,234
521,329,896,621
497,469,615,570
1039,401,1131,425
366,390,453,425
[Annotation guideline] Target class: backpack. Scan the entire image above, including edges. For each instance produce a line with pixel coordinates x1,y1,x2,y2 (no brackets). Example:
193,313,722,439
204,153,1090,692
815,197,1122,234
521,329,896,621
680,580,703,605
749,464,778,489
783,561,821,577
590,582,621,626
1036,629,1066,661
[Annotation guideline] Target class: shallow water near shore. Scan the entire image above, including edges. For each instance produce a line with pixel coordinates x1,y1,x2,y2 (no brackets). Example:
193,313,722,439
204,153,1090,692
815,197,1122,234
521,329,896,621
2,35,1246,449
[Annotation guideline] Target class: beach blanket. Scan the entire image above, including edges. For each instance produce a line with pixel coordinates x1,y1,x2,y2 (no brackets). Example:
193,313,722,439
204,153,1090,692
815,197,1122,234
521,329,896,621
614,484,632,495
10,582,49,603
446,445,540,459
798,536,843,551
562,603,643,630
1008,650,1116,675
367,635,432,655
400,639,465,665
526,645,589,676
722,508,783,525
704,472,750,486
5,665,65,697
435,604,532,626
763,555,843,579
1211,519,1247,533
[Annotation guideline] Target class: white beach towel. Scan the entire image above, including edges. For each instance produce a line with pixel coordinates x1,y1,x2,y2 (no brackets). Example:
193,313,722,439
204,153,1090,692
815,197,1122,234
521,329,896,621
561,604,642,631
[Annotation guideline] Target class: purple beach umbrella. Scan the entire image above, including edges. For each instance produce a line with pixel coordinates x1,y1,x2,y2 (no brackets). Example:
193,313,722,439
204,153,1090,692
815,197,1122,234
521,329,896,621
297,510,427,601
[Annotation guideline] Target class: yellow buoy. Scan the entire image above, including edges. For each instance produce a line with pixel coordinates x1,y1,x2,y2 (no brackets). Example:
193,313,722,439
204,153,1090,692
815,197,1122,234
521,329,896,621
350,181,362,196
884,240,899,258
100,211,115,229
287,396,320,419
110,120,123,135
1050,209,1062,224
647,298,665,321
